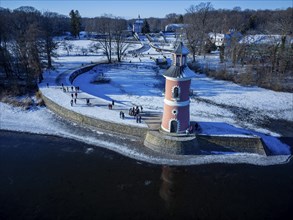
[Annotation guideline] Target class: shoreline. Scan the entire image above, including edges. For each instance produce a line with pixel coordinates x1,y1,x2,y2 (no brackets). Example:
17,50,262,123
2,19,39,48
1,128,292,166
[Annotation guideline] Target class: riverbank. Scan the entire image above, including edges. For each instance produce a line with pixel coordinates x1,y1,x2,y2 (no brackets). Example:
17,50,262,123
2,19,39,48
0,102,291,166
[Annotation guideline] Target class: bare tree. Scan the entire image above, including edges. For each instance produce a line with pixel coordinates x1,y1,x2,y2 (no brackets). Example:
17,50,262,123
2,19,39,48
0,8,13,78
61,40,74,56
41,11,59,69
96,16,114,63
89,15,128,63
184,2,214,61
112,17,129,62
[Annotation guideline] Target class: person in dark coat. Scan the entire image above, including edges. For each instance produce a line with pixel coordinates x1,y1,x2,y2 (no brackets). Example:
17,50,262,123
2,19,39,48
70,99,73,106
75,92,77,98
74,98,77,104
139,115,142,123
119,111,122,118
122,112,125,119
136,115,139,123
112,100,114,106
71,93,74,99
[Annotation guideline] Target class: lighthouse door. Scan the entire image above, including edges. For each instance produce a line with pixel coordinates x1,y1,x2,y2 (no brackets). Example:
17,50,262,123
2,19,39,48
170,120,178,133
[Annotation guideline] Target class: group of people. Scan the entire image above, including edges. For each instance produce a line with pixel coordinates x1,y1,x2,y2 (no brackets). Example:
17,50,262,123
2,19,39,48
118,105,144,123
130,106,143,123
129,106,143,117
62,83,80,93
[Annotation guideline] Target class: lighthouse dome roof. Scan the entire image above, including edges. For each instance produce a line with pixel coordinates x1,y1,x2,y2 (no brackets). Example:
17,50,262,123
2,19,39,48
163,66,195,79
173,42,189,55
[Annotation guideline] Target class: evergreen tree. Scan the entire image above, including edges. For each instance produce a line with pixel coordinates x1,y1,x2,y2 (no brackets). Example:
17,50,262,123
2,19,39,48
142,19,150,34
69,10,81,38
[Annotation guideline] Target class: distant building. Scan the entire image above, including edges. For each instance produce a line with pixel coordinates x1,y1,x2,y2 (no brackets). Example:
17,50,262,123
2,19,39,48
224,30,243,47
208,33,225,47
165,23,186,32
133,15,143,33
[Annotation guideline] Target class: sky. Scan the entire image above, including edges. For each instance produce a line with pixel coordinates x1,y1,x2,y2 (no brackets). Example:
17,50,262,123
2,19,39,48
0,0,292,19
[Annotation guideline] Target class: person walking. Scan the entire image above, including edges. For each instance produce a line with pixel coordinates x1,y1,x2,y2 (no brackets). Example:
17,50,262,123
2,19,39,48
71,93,74,99
70,99,73,107
74,98,77,104
122,112,125,119
112,100,115,106
75,92,77,98
139,115,142,123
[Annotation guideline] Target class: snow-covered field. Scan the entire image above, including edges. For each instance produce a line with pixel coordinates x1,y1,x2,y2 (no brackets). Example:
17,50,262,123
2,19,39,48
1,39,292,165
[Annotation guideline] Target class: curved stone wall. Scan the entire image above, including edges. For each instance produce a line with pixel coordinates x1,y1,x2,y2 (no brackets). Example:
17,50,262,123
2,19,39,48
42,95,147,138
69,63,106,83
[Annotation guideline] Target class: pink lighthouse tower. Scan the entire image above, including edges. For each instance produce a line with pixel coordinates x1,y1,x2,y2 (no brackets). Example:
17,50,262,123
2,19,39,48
161,42,195,133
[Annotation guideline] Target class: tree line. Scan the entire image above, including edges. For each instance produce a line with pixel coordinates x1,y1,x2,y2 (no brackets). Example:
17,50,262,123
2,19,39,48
0,6,70,91
182,3,292,91
0,4,291,92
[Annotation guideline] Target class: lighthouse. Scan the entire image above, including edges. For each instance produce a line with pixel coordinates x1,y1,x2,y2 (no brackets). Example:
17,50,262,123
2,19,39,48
161,42,195,133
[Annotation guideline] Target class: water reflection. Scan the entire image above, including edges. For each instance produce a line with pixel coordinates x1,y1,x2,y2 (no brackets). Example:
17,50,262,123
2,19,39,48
159,166,186,216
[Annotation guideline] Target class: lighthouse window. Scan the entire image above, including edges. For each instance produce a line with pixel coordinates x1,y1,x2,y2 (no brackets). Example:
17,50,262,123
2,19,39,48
172,86,180,99
172,109,178,115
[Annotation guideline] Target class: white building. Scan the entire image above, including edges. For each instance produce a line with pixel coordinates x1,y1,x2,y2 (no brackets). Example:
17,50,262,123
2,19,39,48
208,33,225,47
133,15,143,33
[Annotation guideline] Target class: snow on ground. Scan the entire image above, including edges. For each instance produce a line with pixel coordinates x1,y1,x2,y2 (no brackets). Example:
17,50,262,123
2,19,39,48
1,38,292,165
191,73,293,121
51,52,291,155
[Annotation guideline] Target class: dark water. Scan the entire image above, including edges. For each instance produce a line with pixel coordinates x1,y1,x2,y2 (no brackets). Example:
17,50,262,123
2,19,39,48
0,131,292,220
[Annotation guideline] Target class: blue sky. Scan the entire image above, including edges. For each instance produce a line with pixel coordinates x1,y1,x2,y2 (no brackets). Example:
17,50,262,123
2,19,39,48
1,0,292,19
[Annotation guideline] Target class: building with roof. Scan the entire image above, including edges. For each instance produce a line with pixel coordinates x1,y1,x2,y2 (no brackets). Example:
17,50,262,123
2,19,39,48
133,15,143,33
161,42,195,133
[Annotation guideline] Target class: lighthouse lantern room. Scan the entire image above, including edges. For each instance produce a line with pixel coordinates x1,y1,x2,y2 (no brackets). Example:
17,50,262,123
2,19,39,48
161,42,195,133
